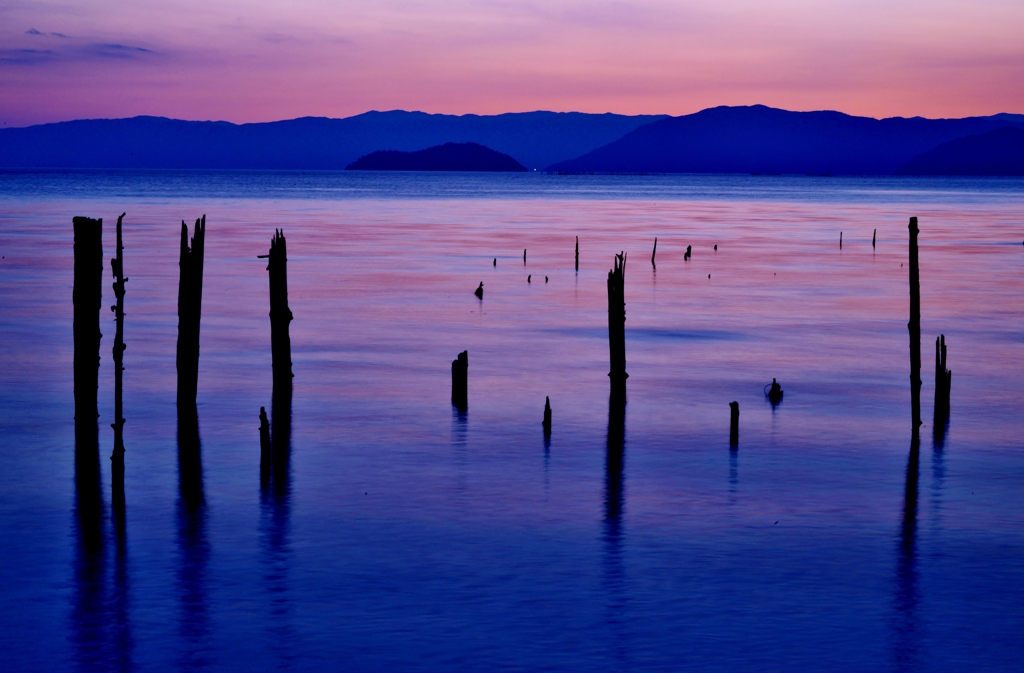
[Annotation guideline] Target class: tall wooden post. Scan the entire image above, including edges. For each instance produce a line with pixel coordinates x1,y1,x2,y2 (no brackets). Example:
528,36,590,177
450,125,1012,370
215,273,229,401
73,216,103,437
908,217,921,428
267,230,293,396
176,216,206,410
110,213,127,492
607,252,627,396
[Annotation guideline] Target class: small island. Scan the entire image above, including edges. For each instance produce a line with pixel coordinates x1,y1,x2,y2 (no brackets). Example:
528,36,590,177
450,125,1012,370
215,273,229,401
346,141,527,171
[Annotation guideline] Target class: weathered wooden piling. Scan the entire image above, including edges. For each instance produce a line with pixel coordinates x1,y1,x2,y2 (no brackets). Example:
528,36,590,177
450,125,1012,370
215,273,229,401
908,217,921,428
575,236,579,272
176,216,206,409
110,213,127,488
266,229,293,395
259,406,271,485
766,378,784,406
543,396,552,436
872,229,877,248
451,350,468,410
607,252,628,395
523,248,527,264
651,237,657,267
684,245,691,261
73,216,103,436
934,335,951,421
475,282,484,299
729,401,739,447
840,231,843,249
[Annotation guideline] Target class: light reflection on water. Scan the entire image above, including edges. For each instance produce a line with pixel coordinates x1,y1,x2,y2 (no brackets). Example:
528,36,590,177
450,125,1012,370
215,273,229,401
0,172,1022,671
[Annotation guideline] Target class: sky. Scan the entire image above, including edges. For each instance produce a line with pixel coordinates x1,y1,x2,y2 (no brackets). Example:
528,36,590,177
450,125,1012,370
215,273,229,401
1,0,1023,127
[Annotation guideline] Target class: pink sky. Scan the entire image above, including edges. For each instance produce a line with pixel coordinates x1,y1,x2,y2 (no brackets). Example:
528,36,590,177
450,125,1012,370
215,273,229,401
1,0,1023,127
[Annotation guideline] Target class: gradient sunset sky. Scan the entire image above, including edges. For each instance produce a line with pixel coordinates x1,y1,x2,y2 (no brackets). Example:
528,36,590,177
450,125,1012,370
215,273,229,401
2,0,1022,127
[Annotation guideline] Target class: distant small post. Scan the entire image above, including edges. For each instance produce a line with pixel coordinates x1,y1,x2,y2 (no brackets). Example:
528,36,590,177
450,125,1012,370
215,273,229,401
259,406,271,484
523,248,527,265
840,231,843,249
651,237,657,267
908,217,921,428
451,351,468,410
729,401,739,447
176,216,206,410
607,252,628,396
934,335,951,421
575,236,579,272
543,396,552,436
872,229,877,249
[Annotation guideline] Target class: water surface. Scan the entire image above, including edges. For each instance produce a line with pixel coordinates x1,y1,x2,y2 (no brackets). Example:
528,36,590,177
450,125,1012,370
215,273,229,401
1,172,1022,671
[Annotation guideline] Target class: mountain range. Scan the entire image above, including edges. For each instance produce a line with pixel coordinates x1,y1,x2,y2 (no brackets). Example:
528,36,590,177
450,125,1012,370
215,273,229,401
1,106,1022,175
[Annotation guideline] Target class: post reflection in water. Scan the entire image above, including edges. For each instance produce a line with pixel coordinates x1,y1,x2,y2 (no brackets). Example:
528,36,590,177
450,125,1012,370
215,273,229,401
603,391,629,667
893,432,921,672
72,419,108,670
176,409,210,669
260,388,295,664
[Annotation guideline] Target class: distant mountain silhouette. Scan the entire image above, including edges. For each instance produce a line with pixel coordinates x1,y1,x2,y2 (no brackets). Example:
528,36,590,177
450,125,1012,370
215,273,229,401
347,142,526,171
895,127,1024,176
547,105,1024,174
0,111,665,171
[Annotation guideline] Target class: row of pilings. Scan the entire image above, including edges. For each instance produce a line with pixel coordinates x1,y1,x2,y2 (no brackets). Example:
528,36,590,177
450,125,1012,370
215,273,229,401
74,215,951,520
72,216,294,504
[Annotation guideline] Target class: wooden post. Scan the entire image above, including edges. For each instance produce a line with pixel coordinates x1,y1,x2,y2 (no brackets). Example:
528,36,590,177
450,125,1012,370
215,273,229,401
451,351,468,410
73,216,103,437
259,406,271,486
542,396,552,436
872,229,877,248
266,230,293,396
908,217,921,428
176,216,206,409
934,335,951,421
110,213,127,491
607,252,628,396
684,245,691,261
575,236,579,272
651,237,657,267
840,231,843,249
523,248,527,265
729,401,739,447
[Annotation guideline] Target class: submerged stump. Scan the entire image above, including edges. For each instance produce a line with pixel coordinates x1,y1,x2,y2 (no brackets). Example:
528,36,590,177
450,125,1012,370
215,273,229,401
451,351,468,411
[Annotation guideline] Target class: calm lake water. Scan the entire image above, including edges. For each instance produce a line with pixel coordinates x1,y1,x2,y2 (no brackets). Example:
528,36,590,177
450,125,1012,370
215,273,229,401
1,171,1022,672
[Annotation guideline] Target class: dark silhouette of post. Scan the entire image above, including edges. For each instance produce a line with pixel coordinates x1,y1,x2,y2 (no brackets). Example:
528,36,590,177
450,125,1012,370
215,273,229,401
872,229,877,248
110,213,127,499
176,216,206,410
451,350,468,411
73,216,103,438
542,396,552,437
840,231,843,249
651,237,657,267
265,230,293,398
523,248,526,264
259,407,271,486
729,401,739,447
607,252,627,396
684,245,691,261
575,236,579,272
908,217,921,428
934,335,951,422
